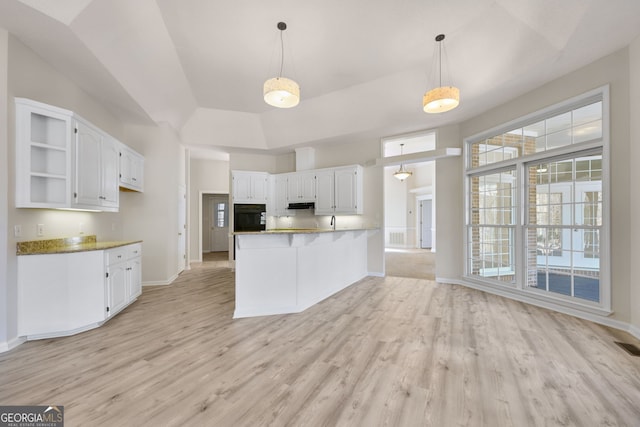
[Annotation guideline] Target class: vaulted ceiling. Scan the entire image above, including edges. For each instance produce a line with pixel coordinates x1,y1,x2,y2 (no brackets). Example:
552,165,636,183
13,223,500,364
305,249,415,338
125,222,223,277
2,0,640,156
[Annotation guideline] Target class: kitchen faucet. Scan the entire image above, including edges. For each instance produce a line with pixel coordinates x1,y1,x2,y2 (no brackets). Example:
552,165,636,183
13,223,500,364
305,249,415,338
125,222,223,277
330,215,336,230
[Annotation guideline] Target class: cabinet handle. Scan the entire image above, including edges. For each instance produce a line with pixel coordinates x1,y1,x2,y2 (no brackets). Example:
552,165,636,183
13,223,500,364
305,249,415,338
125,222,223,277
132,178,137,181
117,255,122,259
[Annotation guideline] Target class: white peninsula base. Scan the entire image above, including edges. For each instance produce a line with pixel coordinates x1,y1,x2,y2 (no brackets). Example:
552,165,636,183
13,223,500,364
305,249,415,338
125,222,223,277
234,229,370,318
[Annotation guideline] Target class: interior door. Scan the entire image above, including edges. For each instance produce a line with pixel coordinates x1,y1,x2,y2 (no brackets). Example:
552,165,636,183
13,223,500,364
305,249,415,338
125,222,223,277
210,196,229,252
177,185,186,272
420,199,433,249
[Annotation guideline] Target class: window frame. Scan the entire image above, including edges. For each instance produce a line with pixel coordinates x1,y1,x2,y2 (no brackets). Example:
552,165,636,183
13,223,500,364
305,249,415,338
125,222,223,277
463,85,611,315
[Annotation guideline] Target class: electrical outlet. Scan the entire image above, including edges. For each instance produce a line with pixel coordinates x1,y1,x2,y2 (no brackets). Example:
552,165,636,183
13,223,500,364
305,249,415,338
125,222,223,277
14,225,22,238
37,224,44,236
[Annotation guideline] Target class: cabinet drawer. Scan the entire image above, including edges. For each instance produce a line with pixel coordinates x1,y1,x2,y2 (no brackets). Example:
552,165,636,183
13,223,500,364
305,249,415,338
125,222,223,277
127,243,142,259
106,247,127,265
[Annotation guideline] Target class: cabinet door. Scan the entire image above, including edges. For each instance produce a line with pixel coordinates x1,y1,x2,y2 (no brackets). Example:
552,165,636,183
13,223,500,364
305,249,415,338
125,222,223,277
119,145,144,192
334,166,362,214
101,137,119,209
74,119,103,207
128,257,142,300
299,172,317,201
232,172,252,202
315,170,335,214
107,261,128,316
251,174,268,202
274,175,290,216
286,174,299,201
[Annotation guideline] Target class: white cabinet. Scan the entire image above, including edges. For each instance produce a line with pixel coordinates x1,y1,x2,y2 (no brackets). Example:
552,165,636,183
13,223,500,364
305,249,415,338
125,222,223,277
105,243,141,317
15,98,144,210
15,98,73,208
18,243,143,339
106,248,128,316
127,244,142,300
232,171,269,203
73,117,119,211
286,172,316,203
315,165,363,215
272,174,291,216
119,144,144,192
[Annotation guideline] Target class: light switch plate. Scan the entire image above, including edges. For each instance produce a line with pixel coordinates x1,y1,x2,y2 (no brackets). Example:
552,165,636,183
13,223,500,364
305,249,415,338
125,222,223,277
14,225,22,238
37,224,44,236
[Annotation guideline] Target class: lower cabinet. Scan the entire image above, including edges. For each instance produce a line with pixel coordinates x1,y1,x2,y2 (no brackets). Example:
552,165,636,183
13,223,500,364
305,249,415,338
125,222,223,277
105,244,142,317
18,243,142,339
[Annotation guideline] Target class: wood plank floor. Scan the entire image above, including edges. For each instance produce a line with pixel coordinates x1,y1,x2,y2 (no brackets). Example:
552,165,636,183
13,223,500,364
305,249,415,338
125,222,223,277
2,260,640,426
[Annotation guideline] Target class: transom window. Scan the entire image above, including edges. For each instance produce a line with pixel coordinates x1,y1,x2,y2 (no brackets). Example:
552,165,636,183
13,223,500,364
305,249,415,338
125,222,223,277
465,88,609,312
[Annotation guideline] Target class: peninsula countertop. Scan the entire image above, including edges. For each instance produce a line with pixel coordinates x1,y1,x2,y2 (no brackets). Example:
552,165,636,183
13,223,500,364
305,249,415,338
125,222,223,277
16,235,142,255
232,227,378,236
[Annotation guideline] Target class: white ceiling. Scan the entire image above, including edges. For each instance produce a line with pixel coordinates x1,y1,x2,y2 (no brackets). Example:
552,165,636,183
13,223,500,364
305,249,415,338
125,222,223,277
2,0,640,155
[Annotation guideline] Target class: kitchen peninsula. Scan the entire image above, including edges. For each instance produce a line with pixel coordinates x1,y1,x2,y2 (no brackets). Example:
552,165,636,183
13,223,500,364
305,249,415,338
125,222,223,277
233,228,374,318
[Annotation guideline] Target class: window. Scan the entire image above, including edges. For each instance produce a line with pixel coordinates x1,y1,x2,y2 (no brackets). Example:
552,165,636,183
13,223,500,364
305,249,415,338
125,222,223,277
465,88,609,312
216,202,228,228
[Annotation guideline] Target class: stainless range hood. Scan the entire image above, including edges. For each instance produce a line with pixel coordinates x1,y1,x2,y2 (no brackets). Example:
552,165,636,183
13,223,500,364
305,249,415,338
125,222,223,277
287,202,315,210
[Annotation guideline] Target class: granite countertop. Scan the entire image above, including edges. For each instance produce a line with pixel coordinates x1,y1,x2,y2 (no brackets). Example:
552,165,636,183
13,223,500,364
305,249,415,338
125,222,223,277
17,235,142,255
233,227,378,236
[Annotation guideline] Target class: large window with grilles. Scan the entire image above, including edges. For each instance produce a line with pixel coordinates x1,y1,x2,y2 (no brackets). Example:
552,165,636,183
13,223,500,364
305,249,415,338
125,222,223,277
464,87,609,312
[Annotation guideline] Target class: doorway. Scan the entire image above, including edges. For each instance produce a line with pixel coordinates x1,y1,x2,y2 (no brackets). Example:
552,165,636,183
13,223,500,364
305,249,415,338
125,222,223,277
203,194,229,253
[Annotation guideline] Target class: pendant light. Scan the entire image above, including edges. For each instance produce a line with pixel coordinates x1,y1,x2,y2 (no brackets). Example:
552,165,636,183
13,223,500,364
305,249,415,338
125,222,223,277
394,144,412,181
423,34,460,114
264,22,300,108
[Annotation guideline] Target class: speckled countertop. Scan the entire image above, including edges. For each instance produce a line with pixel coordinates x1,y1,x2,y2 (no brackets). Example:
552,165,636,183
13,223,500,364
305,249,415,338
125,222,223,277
16,235,142,255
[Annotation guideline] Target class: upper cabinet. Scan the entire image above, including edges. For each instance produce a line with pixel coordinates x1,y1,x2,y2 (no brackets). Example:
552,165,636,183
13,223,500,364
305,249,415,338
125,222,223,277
72,117,119,211
15,98,144,210
232,171,269,204
15,98,73,208
287,171,316,203
315,165,363,215
119,144,144,192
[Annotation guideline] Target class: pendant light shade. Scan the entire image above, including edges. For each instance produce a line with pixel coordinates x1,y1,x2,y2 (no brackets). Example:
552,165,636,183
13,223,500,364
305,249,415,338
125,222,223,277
264,77,300,108
423,34,460,114
394,144,413,181
264,22,300,108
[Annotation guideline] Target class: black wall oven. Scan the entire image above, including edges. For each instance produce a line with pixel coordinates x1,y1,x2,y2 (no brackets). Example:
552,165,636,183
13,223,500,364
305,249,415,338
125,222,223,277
233,204,266,232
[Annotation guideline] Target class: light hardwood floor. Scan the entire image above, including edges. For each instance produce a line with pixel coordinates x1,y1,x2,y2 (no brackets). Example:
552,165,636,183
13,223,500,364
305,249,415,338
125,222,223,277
2,257,640,426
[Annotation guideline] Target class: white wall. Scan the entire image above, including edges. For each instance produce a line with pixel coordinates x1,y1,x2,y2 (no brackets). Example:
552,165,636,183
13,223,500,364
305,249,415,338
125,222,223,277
441,48,633,325
434,124,463,279
188,158,229,261
629,35,640,335
120,123,182,284
0,28,9,351
1,35,185,349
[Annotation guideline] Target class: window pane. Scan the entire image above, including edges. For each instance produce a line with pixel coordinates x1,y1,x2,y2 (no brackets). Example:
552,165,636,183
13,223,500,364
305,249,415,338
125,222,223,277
523,153,602,303
468,101,603,169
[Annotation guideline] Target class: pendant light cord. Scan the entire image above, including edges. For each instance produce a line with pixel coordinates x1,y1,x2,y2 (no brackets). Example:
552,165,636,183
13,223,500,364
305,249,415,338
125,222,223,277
438,39,442,87
279,29,284,78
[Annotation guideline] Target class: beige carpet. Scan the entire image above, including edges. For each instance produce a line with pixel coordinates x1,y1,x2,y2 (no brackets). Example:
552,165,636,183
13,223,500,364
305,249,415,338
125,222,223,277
384,248,435,280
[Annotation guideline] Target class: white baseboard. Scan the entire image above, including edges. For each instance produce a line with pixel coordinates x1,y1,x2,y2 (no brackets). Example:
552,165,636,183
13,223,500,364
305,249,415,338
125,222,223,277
436,276,640,342
142,272,179,287
368,271,385,277
0,336,27,353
